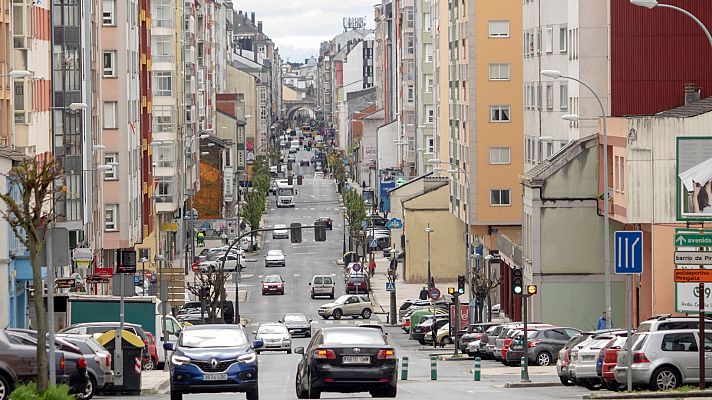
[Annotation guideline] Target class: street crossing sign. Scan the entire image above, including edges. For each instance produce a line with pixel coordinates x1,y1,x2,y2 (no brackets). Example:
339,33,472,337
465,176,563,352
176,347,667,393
614,231,643,274
385,282,396,292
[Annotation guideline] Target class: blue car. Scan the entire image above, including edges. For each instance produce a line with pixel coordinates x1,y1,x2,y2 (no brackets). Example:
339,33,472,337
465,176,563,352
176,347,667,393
164,324,263,400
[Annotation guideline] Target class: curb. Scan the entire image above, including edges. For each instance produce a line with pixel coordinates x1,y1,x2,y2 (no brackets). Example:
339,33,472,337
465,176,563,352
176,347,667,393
583,391,712,399
504,382,563,388
437,355,472,361
141,376,171,395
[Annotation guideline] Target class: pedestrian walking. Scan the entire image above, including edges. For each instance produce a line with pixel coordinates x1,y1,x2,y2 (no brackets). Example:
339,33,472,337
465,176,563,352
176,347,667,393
596,311,609,330
369,258,376,277
197,230,205,247
220,231,228,245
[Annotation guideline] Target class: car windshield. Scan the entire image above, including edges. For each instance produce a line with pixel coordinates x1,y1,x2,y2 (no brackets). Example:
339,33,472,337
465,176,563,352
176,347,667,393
267,250,283,257
264,276,281,283
180,329,248,348
274,225,287,229
258,325,288,334
284,314,307,323
323,329,386,345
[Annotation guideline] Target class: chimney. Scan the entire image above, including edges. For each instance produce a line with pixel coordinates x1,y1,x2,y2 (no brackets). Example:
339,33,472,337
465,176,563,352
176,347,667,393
251,12,255,24
258,21,262,33
685,83,701,105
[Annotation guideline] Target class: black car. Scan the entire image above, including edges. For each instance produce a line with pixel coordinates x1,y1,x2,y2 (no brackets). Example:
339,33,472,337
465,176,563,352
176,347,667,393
316,217,333,230
295,327,397,398
299,159,310,166
280,313,312,337
177,301,235,325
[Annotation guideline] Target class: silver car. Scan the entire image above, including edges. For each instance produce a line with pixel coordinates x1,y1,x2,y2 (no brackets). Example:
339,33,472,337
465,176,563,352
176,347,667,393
272,224,289,239
253,323,292,354
57,334,113,400
615,329,712,391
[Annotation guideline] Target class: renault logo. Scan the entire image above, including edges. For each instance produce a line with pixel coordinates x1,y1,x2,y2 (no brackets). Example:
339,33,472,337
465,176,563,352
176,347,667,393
353,348,361,353
210,358,218,369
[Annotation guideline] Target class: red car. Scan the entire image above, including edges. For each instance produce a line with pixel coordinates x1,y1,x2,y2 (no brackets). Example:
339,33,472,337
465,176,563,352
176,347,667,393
262,275,285,295
601,336,627,390
144,331,159,370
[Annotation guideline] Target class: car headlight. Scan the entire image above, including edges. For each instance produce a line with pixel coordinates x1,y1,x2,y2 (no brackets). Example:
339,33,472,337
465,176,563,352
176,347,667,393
238,353,257,364
171,355,191,365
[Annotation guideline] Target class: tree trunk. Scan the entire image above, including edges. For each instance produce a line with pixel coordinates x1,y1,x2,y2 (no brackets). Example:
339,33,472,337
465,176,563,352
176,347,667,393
30,241,49,391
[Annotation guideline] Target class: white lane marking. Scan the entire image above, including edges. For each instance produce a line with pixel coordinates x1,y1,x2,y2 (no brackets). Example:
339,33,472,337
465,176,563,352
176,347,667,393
310,208,316,211
293,252,317,255
258,275,263,278
293,273,300,277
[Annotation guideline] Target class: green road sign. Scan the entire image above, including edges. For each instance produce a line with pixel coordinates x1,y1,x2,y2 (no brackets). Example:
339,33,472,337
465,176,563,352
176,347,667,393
675,233,712,247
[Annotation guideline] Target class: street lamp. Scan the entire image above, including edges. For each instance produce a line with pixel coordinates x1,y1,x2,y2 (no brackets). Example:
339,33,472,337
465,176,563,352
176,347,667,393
541,69,612,328
630,1,712,48
425,224,433,291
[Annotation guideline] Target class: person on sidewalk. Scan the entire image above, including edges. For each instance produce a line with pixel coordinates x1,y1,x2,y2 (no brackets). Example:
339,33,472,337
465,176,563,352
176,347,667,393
197,230,205,247
368,258,376,278
596,311,610,330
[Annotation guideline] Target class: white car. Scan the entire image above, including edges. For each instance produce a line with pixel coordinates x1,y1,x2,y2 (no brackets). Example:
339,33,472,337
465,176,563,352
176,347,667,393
314,171,324,179
253,323,291,354
198,252,242,272
272,224,289,239
265,249,286,267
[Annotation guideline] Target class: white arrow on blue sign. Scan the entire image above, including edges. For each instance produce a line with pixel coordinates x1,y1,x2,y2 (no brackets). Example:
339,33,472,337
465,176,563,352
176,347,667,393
385,282,395,292
614,231,643,274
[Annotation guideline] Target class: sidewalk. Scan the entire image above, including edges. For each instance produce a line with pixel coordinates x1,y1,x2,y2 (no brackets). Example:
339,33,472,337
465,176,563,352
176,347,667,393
140,370,170,395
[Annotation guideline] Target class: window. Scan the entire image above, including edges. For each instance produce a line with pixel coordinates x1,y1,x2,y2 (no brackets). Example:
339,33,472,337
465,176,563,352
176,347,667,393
545,27,553,53
661,332,698,352
488,21,510,37
155,176,174,202
427,137,434,153
489,147,511,165
546,84,554,110
151,35,174,63
105,204,118,231
154,145,174,167
425,106,435,123
424,13,431,32
152,0,173,28
153,72,173,96
490,189,511,206
620,157,625,193
489,63,510,80
425,76,433,93
257,45,266,53
104,153,118,180
103,51,116,77
425,44,434,63
102,0,115,25
560,84,568,110
103,101,117,129
559,26,568,52
489,105,510,122
406,85,414,103
153,106,174,133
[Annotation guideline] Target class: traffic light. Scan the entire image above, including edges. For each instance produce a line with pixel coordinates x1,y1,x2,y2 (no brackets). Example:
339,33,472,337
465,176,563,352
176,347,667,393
526,284,538,295
447,287,455,295
290,223,302,243
457,275,465,295
314,222,327,242
512,267,523,295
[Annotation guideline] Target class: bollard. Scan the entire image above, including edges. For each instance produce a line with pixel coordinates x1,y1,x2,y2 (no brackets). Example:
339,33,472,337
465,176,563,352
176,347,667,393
430,356,437,380
401,357,409,380
474,357,481,381
521,357,526,381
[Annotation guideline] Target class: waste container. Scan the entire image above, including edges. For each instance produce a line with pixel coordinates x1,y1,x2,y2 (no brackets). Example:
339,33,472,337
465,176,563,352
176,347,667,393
96,330,145,395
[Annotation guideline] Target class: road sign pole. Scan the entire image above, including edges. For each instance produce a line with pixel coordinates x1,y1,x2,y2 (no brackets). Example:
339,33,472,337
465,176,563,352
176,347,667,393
699,235,706,391
521,294,530,382
626,274,632,392
454,294,460,357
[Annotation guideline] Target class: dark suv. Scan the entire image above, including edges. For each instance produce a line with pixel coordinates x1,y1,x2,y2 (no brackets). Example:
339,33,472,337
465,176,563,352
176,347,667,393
507,327,581,366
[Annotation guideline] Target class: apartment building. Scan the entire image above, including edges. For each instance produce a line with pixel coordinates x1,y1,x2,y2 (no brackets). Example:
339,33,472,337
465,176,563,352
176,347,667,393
414,0,434,174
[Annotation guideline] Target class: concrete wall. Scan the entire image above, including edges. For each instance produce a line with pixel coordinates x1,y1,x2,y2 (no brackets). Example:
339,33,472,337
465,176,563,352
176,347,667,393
403,185,465,282
389,178,427,253
282,85,299,101
377,121,398,170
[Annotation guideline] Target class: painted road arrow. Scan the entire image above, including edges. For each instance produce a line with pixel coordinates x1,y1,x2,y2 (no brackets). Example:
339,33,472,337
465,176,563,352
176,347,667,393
675,233,712,247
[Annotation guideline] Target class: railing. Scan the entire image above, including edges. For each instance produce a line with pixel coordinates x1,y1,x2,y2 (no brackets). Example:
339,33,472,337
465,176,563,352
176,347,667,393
497,232,522,267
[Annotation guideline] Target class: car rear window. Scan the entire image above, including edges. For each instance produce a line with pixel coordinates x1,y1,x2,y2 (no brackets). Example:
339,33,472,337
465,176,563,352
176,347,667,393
313,277,323,284
323,330,386,345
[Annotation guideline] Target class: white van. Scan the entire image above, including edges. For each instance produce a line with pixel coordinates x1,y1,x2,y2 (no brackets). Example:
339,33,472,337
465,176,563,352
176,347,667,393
309,275,335,299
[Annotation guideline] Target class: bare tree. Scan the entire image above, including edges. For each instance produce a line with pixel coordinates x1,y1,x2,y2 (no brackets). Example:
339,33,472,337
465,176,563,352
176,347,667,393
472,273,502,323
186,268,230,323
0,155,63,391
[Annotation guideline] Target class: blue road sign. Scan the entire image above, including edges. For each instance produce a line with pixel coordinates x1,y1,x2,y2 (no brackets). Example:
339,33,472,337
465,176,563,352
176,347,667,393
385,218,403,229
133,275,142,285
386,282,396,292
615,231,643,274
361,220,369,229
351,263,362,272
370,239,378,248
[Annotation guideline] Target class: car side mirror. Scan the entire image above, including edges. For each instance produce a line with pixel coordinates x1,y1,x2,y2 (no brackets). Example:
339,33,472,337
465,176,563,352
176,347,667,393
294,346,305,355
253,339,264,349
163,342,176,351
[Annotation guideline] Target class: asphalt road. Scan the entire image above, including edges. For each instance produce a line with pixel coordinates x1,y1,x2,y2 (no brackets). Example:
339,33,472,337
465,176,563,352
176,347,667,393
123,146,595,399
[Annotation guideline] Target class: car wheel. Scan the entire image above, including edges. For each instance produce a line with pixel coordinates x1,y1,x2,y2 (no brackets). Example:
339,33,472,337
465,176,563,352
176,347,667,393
333,309,342,320
310,290,315,299
370,385,397,398
559,376,574,386
604,380,620,392
361,308,372,319
536,351,552,366
170,389,183,400
77,374,96,400
582,379,603,391
287,348,292,354
650,366,681,391
246,386,259,400
330,290,334,299
308,386,321,399
0,373,11,400
143,358,154,370
418,338,426,345
296,376,308,399
321,315,329,320
441,336,452,346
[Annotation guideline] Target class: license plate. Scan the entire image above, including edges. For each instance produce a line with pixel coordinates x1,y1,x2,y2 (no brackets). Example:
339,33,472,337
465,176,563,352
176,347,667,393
203,373,228,381
342,356,370,364
582,355,596,361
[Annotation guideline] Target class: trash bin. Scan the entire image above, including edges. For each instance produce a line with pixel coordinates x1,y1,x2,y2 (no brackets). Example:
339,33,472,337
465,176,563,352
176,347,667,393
96,330,145,395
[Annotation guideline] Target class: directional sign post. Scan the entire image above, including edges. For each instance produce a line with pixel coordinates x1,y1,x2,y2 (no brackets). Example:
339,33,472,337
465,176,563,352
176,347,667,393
614,230,642,392
675,251,712,265
675,233,712,247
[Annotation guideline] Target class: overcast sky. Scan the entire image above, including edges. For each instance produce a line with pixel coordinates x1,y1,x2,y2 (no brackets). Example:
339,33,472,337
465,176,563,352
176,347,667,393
233,0,376,63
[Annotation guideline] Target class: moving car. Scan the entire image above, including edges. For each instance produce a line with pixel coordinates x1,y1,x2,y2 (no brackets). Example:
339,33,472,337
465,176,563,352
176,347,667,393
280,313,313,338
165,324,262,400
261,275,285,295
299,159,310,166
272,224,289,239
314,171,324,179
253,323,291,354
265,250,286,267
315,217,333,230
309,275,335,299
345,274,369,294
318,295,373,320
295,327,397,398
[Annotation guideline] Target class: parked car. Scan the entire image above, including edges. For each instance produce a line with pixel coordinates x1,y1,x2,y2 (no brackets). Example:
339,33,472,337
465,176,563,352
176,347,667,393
412,316,449,345
314,171,324,179
571,330,629,390
614,329,712,391
164,324,262,400
636,315,712,332
398,299,432,322
558,332,594,386
272,224,289,239
599,336,628,391
56,334,113,400
253,323,291,354
261,275,285,295
265,249,286,267
60,322,151,365
309,275,335,299
507,327,581,366
345,274,369,294
294,327,397,398
299,159,310,166
198,252,243,273
280,313,312,338
408,309,448,339
460,323,498,356
318,295,373,320
424,323,452,346
315,217,333,230
144,332,159,370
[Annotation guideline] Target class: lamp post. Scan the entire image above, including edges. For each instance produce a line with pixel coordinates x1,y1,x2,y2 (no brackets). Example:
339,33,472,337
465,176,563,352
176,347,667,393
540,69,611,329
631,0,712,47
341,206,347,256
425,224,433,291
